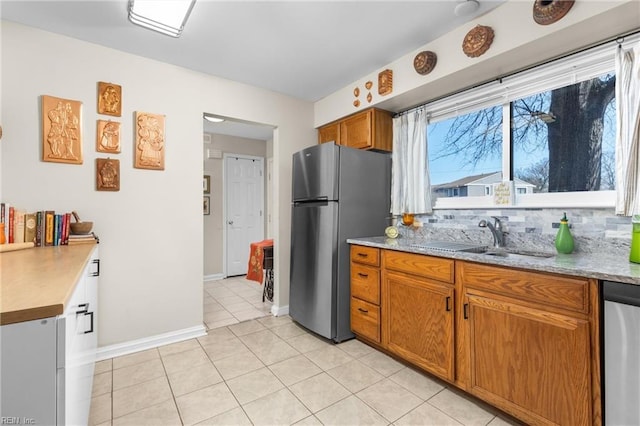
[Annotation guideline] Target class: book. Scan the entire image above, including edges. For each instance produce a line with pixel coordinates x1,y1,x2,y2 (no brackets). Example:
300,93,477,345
35,211,43,247
54,214,62,246
68,232,98,245
8,206,14,243
63,212,71,245
44,211,55,246
24,212,37,244
13,210,25,244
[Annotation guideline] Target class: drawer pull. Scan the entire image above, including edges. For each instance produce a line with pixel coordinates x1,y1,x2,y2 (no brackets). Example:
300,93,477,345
358,307,369,314
85,311,94,334
445,296,451,312
463,303,469,320
357,272,369,278
76,303,89,315
91,259,100,277
357,253,369,258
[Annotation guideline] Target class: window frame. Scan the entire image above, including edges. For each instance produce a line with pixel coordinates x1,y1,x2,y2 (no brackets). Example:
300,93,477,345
424,35,638,210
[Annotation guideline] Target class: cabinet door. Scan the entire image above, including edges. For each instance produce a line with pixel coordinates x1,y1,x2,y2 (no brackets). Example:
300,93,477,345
340,110,373,149
464,293,592,425
382,271,455,381
318,122,340,145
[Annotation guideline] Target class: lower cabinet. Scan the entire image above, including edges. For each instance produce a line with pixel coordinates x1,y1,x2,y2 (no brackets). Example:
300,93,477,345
382,270,455,382
349,246,601,426
0,247,99,425
464,292,592,425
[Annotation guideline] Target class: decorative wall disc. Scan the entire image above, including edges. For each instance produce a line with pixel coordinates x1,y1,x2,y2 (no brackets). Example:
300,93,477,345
353,99,361,107
462,25,495,58
413,51,438,75
533,0,575,25
365,81,373,90
367,92,372,103
353,87,360,97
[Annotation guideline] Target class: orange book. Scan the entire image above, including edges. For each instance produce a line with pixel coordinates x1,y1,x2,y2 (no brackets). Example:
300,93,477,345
44,211,55,246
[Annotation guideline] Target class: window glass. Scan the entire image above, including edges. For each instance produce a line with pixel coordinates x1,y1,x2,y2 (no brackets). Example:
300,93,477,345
428,106,502,203
512,73,616,193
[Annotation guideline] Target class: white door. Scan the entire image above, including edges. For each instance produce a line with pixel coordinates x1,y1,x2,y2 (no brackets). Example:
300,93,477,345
225,155,264,276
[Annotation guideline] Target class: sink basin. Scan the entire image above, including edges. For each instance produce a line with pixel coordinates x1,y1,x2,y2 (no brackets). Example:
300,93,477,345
483,249,555,260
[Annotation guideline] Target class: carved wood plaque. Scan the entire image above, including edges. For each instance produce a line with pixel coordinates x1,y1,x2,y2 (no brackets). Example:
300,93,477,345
96,158,120,191
533,0,575,25
42,95,83,164
134,111,165,170
378,69,393,96
96,120,121,153
414,51,438,75
97,82,122,117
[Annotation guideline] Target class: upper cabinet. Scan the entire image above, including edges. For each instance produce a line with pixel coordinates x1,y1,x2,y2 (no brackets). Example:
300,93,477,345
318,108,392,152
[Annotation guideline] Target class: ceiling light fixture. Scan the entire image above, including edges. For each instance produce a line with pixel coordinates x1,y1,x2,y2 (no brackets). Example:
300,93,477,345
128,0,196,38
454,0,480,17
203,114,225,123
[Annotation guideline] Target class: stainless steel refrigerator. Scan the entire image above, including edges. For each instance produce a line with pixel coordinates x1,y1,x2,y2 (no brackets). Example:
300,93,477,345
289,142,391,342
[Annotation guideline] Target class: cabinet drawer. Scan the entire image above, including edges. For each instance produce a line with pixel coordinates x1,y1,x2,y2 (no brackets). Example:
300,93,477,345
459,261,589,314
351,245,380,267
383,250,454,283
351,298,380,343
351,263,380,305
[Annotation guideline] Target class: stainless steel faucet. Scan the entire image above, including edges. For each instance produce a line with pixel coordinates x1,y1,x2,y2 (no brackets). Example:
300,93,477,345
479,216,506,248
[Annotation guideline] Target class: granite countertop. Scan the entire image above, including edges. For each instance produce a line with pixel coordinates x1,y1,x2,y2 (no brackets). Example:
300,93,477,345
348,236,640,286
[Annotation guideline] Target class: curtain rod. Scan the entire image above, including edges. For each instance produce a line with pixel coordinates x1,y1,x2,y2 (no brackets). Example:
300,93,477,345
395,29,640,118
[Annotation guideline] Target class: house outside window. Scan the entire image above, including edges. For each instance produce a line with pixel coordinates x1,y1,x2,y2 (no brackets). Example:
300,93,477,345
424,38,624,209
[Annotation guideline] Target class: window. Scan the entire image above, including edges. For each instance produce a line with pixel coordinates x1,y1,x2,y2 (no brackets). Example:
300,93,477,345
422,36,634,209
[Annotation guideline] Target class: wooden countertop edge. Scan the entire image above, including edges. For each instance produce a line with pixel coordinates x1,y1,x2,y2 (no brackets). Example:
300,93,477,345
0,244,97,326
0,304,63,326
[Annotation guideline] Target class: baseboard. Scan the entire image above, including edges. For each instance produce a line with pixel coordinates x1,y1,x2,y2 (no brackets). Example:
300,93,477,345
204,273,224,282
96,324,207,361
271,304,289,316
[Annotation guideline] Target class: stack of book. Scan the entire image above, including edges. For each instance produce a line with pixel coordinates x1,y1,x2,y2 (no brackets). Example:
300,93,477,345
68,232,99,245
1,203,98,247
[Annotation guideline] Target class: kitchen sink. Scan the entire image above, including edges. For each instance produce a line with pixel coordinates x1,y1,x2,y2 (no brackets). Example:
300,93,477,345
482,249,555,260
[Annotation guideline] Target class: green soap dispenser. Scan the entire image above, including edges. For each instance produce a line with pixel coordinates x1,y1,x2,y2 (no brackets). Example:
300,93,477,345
555,212,574,254
629,215,640,263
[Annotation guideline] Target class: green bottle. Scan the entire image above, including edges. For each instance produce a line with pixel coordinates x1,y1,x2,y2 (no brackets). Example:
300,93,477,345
555,212,574,254
629,215,640,263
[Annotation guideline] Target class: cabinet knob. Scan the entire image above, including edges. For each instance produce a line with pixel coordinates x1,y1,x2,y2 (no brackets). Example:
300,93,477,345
358,307,369,314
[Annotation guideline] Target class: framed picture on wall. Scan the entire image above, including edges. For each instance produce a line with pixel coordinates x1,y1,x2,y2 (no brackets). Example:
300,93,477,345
203,196,210,215
203,175,210,194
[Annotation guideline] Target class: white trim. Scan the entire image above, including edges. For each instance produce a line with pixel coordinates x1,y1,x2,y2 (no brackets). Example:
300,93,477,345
271,304,289,317
433,191,616,210
204,273,224,282
96,324,207,362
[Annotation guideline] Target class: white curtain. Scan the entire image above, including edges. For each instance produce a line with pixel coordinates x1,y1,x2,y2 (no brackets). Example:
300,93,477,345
391,108,432,216
615,42,640,216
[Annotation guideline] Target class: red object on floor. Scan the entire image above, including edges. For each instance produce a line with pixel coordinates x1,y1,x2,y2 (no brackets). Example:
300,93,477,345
247,239,273,284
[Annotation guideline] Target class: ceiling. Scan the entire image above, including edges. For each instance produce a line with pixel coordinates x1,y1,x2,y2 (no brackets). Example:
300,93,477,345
1,0,504,140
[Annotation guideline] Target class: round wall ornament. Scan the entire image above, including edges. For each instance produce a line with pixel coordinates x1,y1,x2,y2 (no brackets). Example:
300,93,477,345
413,51,438,75
462,25,495,58
532,0,575,25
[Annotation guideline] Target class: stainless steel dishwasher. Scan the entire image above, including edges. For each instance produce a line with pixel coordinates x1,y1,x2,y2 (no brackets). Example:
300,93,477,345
604,281,640,425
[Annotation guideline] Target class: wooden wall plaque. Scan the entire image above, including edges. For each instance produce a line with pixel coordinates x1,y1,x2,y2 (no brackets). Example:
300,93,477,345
97,82,122,117
378,69,393,96
96,158,120,191
96,120,121,153
134,111,165,170
42,95,83,164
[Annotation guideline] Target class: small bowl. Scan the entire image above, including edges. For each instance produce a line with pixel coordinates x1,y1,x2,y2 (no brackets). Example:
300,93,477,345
70,221,93,235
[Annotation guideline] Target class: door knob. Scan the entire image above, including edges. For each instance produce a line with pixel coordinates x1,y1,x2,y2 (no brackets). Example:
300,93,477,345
228,220,234,225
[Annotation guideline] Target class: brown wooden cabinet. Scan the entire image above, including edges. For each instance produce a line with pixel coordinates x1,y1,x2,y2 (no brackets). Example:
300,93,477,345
317,108,392,152
350,245,381,343
382,268,455,382
458,261,600,426
348,244,602,426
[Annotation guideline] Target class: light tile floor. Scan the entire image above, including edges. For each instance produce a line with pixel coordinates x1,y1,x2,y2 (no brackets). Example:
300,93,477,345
203,276,273,330
90,314,524,425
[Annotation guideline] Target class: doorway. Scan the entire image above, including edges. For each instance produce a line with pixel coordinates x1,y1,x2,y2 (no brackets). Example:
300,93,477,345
224,154,264,276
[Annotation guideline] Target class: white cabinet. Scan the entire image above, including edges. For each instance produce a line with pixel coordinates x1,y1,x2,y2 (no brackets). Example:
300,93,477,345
1,247,99,425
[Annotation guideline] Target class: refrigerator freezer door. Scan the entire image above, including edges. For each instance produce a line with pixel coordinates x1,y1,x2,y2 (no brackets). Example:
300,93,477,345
292,142,340,202
289,201,338,339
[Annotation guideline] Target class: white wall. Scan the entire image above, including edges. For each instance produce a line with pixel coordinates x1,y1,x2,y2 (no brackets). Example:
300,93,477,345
315,0,640,126
1,21,314,346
